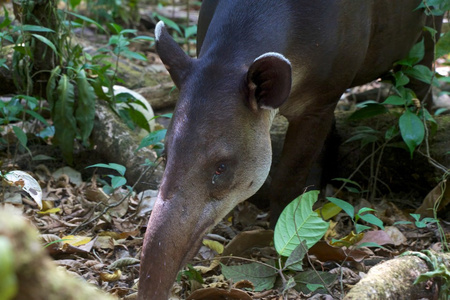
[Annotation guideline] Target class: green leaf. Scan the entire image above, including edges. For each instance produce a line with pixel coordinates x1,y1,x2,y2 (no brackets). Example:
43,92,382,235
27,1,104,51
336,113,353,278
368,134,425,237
66,11,105,32
382,95,405,106
87,163,126,176
436,31,450,59
53,75,77,164
221,261,277,292
156,16,182,34
0,237,18,300
111,176,127,189
25,110,48,125
75,70,96,144
31,34,58,55
393,71,410,87
184,25,197,39
348,103,388,120
399,109,424,158
20,25,55,32
136,129,167,151
46,66,61,110
122,49,147,61
326,197,354,219
274,190,329,257
403,65,436,85
355,224,371,233
358,213,384,229
12,126,30,155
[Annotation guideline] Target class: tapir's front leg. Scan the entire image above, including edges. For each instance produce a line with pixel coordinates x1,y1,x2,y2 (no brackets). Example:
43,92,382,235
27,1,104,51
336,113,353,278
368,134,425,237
269,103,337,224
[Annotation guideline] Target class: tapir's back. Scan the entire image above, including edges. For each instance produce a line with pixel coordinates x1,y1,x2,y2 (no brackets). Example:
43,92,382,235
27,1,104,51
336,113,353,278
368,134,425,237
197,0,427,91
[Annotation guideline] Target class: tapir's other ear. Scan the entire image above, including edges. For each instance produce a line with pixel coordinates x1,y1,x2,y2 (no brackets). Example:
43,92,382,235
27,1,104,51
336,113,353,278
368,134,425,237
155,21,192,88
247,52,292,110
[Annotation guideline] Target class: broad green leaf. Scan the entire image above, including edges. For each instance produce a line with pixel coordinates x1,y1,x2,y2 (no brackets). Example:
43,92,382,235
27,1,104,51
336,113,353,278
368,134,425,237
136,129,167,151
326,197,354,219
221,261,277,292
403,65,436,85
274,190,329,257
348,103,388,120
31,34,58,55
75,69,96,144
122,49,147,61
53,75,77,164
0,237,18,300
436,31,450,59
111,176,127,189
399,109,424,157
382,95,405,106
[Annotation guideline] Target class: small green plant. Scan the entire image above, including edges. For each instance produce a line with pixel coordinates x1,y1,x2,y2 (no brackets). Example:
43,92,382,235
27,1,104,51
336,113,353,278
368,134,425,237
221,191,335,295
327,197,384,237
87,163,128,194
394,213,439,228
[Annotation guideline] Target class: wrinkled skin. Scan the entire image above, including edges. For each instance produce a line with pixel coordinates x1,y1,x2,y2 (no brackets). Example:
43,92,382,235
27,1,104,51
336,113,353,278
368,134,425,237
138,1,441,299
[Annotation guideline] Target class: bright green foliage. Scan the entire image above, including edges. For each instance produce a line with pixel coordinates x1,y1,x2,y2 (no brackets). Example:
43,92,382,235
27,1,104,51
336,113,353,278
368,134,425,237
327,197,384,234
75,70,96,145
399,109,425,158
53,75,77,164
87,163,128,193
221,261,278,292
0,237,18,300
274,190,329,257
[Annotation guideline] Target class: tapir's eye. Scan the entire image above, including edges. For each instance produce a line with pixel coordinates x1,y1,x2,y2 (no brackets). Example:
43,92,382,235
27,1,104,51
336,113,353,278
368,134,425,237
212,163,227,185
215,164,226,175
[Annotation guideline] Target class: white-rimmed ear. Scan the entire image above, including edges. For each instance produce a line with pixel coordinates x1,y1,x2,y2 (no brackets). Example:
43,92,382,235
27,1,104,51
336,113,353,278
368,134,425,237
155,21,193,88
247,52,292,110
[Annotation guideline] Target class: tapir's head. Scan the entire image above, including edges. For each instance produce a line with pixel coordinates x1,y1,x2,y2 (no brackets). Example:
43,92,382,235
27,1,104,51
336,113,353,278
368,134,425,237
138,21,291,299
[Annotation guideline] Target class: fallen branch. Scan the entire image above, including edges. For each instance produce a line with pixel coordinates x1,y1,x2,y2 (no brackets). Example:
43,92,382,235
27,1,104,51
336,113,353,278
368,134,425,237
344,251,450,299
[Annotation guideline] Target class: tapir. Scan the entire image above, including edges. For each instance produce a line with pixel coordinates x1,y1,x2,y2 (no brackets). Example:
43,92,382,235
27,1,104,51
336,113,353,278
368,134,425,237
138,1,441,298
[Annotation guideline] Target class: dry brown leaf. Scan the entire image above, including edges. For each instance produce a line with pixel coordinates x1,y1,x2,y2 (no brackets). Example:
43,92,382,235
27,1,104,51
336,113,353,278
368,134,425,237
309,240,369,262
223,229,273,257
415,180,450,217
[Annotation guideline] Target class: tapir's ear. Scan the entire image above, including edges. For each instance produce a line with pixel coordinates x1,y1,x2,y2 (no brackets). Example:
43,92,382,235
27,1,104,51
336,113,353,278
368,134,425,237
247,52,292,110
155,21,192,88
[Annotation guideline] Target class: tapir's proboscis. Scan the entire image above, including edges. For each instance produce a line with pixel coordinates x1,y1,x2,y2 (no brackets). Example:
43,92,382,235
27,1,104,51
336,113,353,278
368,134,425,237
138,1,441,298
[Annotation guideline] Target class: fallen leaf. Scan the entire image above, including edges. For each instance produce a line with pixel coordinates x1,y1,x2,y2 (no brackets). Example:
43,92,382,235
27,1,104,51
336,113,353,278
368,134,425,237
202,239,224,254
416,180,450,217
100,269,122,282
355,230,394,247
223,229,273,257
309,241,369,262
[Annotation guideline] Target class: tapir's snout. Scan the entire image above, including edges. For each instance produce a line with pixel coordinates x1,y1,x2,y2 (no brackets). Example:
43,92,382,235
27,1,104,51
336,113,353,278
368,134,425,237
137,190,216,300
